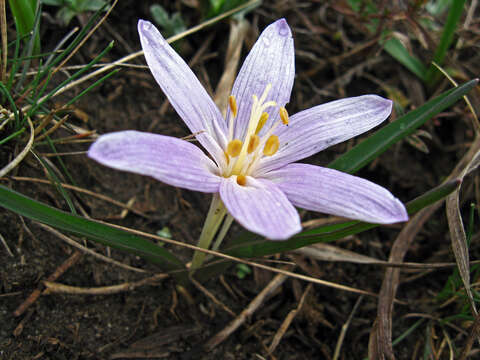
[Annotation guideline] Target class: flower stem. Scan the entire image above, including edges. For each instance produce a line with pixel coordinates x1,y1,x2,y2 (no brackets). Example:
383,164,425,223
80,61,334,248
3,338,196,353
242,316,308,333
211,214,234,252
190,194,227,271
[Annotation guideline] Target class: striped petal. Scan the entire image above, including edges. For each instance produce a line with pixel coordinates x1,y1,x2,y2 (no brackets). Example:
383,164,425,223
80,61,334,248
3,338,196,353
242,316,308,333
88,131,221,193
265,163,408,224
138,20,227,165
256,95,393,174
219,176,301,240
230,19,295,140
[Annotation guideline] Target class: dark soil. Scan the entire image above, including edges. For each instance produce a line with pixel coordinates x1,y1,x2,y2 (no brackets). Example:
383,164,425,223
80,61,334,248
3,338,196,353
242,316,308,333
1,1,479,359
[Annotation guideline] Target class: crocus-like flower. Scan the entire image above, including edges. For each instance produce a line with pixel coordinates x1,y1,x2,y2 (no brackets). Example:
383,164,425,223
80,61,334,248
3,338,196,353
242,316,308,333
88,19,408,241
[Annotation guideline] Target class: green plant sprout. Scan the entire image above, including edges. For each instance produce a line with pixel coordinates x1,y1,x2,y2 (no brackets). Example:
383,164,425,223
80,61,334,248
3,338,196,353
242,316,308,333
150,4,186,39
42,0,109,25
347,0,466,86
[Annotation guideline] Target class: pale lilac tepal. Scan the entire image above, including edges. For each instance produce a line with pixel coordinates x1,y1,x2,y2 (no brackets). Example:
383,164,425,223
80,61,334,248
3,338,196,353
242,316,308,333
88,19,408,240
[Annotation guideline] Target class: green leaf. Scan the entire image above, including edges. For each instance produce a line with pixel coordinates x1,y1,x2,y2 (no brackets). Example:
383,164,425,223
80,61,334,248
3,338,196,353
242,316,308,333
8,0,41,54
425,0,466,85
225,179,461,258
42,0,64,5
150,4,170,27
0,185,184,271
329,79,478,174
382,37,427,80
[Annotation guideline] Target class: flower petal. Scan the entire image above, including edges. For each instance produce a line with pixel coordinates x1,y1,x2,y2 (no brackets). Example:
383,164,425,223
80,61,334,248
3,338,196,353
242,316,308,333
88,131,221,193
138,20,227,163
231,19,295,140
256,95,393,174
264,163,408,224
219,176,301,240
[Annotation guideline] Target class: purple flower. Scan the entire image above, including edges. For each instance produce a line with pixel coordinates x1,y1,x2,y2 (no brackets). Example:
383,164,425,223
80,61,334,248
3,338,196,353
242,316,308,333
88,19,408,241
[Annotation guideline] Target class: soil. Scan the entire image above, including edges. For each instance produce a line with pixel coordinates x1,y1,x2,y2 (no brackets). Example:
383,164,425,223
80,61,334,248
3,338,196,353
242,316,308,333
1,1,479,359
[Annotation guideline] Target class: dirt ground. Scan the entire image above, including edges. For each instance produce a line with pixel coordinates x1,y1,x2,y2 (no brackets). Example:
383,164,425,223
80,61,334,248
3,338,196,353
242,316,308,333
1,1,480,359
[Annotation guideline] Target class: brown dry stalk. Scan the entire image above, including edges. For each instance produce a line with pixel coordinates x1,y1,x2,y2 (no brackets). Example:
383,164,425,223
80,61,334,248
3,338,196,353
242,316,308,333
204,273,288,351
13,250,82,317
190,276,236,317
267,283,312,354
0,117,34,178
369,136,480,360
43,273,168,296
37,223,147,273
103,221,380,298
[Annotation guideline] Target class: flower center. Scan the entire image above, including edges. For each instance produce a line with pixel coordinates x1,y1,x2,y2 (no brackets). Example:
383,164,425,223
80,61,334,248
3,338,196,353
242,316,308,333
223,84,289,182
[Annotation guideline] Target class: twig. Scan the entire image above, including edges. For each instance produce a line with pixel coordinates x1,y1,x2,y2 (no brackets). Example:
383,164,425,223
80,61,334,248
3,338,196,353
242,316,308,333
267,283,312,354
43,273,168,295
190,276,236,318
105,222,383,299
37,223,147,273
17,0,261,115
333,295,364,360
13,250,82,317
204,273,288,351
0,232,13,257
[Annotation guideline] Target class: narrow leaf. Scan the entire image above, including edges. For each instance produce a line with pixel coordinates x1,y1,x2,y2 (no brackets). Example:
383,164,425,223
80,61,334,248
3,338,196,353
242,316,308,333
329,79,478,174
0,185,184,270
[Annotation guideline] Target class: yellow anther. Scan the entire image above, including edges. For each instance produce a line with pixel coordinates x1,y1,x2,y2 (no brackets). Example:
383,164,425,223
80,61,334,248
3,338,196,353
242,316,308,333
227,139,243,157
255,112,269,135
263,135,279,156
279,107,289,125
237,175,247,186
228,95,238,118
247,135,260,154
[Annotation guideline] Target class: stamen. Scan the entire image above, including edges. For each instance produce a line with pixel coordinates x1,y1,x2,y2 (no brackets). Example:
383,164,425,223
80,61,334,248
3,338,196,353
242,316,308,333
224,151,230,165
279,107,289,125
228,95,238,118
255,112,269,134
227,139,243,157
247,135,260,154
263,135,279,156
237,175,247,186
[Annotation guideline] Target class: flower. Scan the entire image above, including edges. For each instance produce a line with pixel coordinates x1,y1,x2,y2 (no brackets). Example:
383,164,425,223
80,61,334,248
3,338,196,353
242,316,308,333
88,19,408,241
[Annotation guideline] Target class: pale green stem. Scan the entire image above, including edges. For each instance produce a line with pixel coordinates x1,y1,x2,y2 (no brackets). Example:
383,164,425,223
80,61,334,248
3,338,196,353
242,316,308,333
211,214,234,253
190,194,227,271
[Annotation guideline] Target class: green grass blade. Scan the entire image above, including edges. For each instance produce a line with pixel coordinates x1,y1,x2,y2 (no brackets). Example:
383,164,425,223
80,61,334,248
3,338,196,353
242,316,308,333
226,179,461,258
425,0,466,85
0,185,184,270
8,0,40,54
329,79,478,174
382,37,427,80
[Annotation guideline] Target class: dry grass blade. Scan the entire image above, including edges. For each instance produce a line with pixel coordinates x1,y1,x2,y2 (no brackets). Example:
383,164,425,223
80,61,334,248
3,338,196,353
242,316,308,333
460,312,480,360
204,273,288,351
446,150,480,317
333,295,364,360
43,273,168,296
5,176,149,218
213,18,249,112
18,0,261,116
369,136,480,360
0,117,34,177
105,222,380,298
37,223,148,273
294,243,383,264
267,283,312,354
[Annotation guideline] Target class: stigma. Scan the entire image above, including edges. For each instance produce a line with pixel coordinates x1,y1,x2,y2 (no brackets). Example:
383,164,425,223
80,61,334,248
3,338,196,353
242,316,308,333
223,84,289,179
